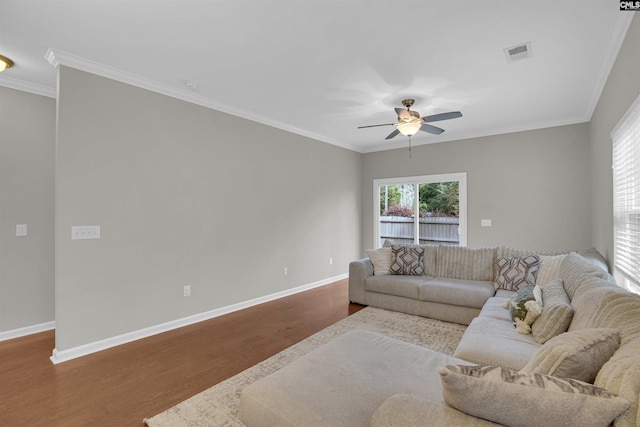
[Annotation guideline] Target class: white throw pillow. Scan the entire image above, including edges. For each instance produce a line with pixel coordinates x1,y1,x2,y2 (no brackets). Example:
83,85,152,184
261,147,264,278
531,279,574,344
367,248,393,275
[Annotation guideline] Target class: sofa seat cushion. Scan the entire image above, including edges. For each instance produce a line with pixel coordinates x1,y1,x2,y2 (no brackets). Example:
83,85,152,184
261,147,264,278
365,275,432,299
494,289,516,299
418,278,495,309
478,296,512,321
239,329,469,427
454,316,540,370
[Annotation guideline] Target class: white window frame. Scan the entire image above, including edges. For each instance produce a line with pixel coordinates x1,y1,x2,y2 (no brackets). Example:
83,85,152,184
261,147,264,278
373,172,467,248
612,94,640,295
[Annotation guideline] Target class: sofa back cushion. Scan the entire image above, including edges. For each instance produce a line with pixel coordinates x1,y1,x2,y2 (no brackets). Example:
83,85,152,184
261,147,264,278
536,254,567,286
581,289,640,427
559,252,614,300
437,246,497,281
423,245,438,277
560,252,640,426
577,247,610,273
498,246,567,258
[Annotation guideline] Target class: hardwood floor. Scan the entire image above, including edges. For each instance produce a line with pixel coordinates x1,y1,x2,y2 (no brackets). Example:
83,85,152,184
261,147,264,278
0,279,363,427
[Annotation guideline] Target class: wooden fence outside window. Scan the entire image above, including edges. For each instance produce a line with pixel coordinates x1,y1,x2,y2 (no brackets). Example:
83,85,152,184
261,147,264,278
379,216,460,246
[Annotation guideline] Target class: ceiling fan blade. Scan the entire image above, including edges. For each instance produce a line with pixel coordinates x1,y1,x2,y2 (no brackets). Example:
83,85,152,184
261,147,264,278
422,111,462,122
420,124,445,135
357,123,396,129
385,129,400,140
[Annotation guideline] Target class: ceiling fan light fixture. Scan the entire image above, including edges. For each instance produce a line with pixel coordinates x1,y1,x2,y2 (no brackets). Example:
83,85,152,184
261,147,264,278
398,121,422,137
0,54,14,72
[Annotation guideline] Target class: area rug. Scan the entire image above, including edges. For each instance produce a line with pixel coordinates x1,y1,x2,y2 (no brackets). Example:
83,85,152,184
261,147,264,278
144,306,467,426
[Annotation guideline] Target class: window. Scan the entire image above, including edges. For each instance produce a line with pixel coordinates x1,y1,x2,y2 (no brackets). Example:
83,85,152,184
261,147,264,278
612,94,640,294
374,173,467,248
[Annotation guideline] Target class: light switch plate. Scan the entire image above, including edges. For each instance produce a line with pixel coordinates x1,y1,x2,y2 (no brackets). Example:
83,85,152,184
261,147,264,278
16,224,27,237
481,219,492,227
71,225,101,240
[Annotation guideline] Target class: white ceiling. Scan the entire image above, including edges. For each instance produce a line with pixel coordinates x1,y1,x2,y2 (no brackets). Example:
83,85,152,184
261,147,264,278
0,1,633,153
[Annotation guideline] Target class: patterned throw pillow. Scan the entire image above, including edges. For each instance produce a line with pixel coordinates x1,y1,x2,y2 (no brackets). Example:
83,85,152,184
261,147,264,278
521,328,620,383
367,248,393,276
439,364,630,427
495,255,540,291
389,245,424,276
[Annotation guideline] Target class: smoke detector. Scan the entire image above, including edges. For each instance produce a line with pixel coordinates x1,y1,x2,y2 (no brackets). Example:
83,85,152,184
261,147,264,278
504,42,532,63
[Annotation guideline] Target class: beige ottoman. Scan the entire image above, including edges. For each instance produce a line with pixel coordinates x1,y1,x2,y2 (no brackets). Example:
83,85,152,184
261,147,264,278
239,329,469,427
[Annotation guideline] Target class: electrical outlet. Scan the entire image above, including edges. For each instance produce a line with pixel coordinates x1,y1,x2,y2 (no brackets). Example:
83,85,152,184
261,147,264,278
329,257,333,265
283,267,288,276
183,285,191,297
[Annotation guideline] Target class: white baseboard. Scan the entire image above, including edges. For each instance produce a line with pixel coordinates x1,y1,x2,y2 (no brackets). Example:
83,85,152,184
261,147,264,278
0,321,55,342
50,274,348,364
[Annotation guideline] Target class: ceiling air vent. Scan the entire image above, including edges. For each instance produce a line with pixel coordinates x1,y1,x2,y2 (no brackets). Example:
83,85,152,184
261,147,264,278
504,42,532,63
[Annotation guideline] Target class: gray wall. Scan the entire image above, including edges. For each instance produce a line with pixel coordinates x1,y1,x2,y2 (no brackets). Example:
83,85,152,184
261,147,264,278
361,123,592,253
55,66,362,351
589,14,640,265
3,15,636,351
0,87,55,333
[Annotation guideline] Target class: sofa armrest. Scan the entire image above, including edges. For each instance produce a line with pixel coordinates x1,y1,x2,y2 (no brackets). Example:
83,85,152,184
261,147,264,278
349,258,373,304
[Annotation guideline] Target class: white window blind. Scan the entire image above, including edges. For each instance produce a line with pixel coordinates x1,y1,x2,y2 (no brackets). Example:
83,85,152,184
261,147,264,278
612,94,640,293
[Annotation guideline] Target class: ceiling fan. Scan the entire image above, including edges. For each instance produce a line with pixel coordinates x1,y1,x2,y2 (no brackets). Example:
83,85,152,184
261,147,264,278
358,99,462,157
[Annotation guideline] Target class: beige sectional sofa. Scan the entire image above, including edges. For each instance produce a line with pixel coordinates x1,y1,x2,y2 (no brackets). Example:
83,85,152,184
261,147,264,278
239,246,640,427
348,244,569,325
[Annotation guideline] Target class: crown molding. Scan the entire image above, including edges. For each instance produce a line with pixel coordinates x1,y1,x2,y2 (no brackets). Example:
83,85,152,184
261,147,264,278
584,12,635,121
45,49,360,153
360,115,590,154
0,75,56,98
